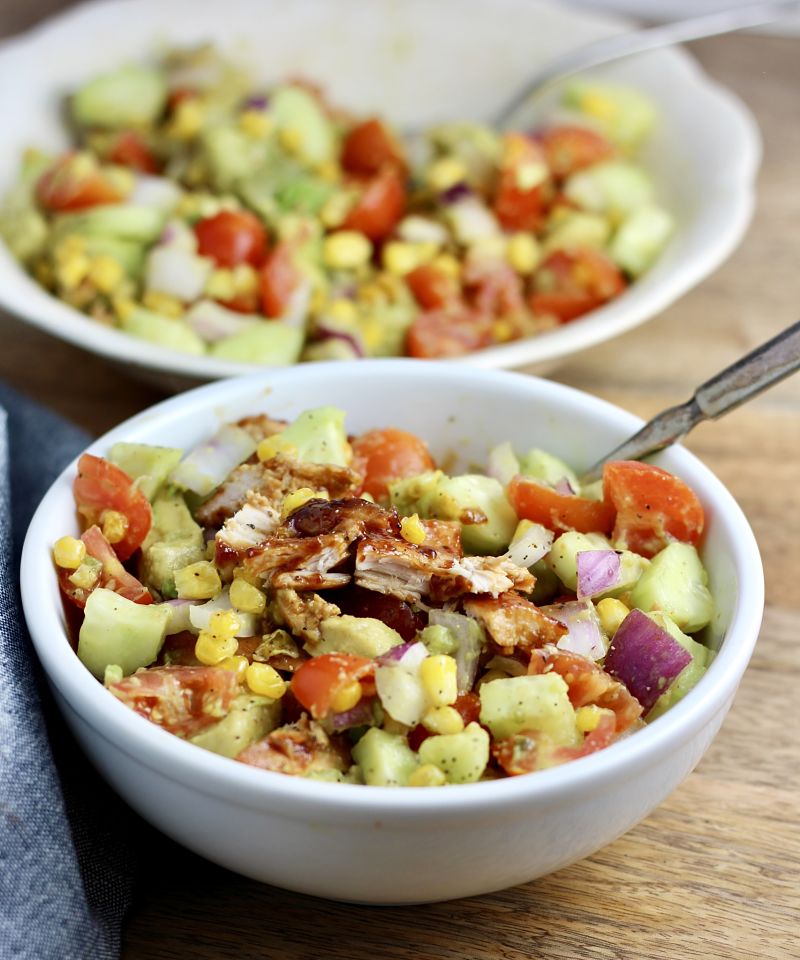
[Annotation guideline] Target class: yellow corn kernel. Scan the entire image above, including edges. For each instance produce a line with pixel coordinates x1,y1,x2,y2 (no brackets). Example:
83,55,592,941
507,233,541,275
327,298,359,325
142,290,184,318
422,705,464,736
205,268,236,301
576,705,606,734
112,296,137,322
232,263,258,295
382,241,420,276
319,192,353,229
420,655,458,707
580,91,617,122
279,127,304,155
239,109,273,139
232,564,261,587
56,254,91,291
170,98,206,139
53,535,86,570
218,655,249,681
229,578,267,615
100,510,129,545
175,561,222,600
315,160,340,183
105,166,135,198
87,255,125,294
281,486,323,520
195,631,238,666
257,433,299,462
491,319,516,343
400,514,426,546
408,763,447,787
209,609,241,640
245,662,287,699
330,679,362,714
430,253,461,278
426,156,467,192
322,231,373,270
596,598,630,638
54,234,86,263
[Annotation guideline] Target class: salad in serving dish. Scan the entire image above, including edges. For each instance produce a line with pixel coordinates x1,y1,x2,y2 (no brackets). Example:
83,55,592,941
3,45,673,365
52,405,714,786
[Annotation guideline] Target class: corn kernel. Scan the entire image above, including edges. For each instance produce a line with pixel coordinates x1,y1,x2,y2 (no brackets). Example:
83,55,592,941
430,253,461,278
112,296,136,322
576,705,608,734
279,127,304,155
175,561,221,600
205,268,236,301
491,319,516,343
596,598,630,638
170,98,205,139
68,558,101,590
281,486,324,520
229,578,267,615
56,254,91,291
322,231,373,270
408,763,447,787
330,679,362,714
315,160,340,183
382,241,420,276
580,91,617,122
195,631,238,665
400,514,426,546
142,290,184,318
209,609,241,640
422,705,464,735
257,437,297,467
420,655,458,707
239,109,273,139
426,156,467,192
53,535,86,570
320,192,354,229
232,263,258,295
87,255,124,294
507,232,541,274
245,662,287,699
327,298,359,325
218,655,249,681
101,510,129,545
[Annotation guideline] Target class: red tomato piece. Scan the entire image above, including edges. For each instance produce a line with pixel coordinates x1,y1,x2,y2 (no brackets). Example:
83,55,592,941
108,665,239,738
540,126,614,180
453,692,481,726
603,460,705,558
508,475,616,535
351,428,436,501
291,653,374,719
108,131,160,174
343,166,407,241
58,525,153,609
73,454,152,561
37,153,123,212
406,264,460,310
464,261,526,317
341,118,406,177
259,242,300,318
493,133,552,232
530,249,627,324
406,307,494,359
194,210,267,269
216,290,260,314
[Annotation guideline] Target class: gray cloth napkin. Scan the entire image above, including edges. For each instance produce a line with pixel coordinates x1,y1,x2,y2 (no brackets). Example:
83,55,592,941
0,383,137,960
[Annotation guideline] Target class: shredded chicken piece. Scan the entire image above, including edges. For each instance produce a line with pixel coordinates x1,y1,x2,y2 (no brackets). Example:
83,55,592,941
272,588,341,644
242,531,354,590
463,593,566,654
235,414,287,444
216,494,280,553
430,555,535,602
236,716,347,775
420,518,463,556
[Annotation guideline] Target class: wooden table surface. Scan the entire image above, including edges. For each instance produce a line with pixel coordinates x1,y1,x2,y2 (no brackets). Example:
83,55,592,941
2,5,799,957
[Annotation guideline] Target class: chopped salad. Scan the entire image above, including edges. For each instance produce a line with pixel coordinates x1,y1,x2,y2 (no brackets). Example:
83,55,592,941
53,406,714,786
3,46,674,364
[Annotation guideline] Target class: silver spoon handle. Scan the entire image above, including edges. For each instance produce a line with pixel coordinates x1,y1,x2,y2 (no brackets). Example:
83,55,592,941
580,318,800,483
492,0,800,127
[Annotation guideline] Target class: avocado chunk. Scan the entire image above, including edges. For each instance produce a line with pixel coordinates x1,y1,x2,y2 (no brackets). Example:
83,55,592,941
418,722,490,784
121,307,207,355
645,612,711,719
609,205,674,277
139,488,206,598
52,205,166,243
271,86,335,167
71,65,167,129
519,448,579,490
274,405,351,467
108,442,184,501
629,542,714,634
78,587,169,678
389,471,444,517
351,728,419,786
312,615,404,659
190,694,281,758
479,674,580,745
209,321,304,366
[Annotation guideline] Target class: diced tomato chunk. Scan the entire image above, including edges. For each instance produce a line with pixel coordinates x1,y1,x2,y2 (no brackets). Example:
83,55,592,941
291,653,374,719
195,210,267,269
351,428,436,501
73,454,152,561
341,118,406,177
58,525,153,609
37,153,123,212
530,249,627,324
343,166,406,241
109,132,160,174
259,242,300,318
406,264,460,310
406,307,494,359
540,125,614,180
493,133,552,232
508,475,616,535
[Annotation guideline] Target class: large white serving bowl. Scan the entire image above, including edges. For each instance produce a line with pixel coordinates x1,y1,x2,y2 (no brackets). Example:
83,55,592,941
0,0,760,390
21,361,763,903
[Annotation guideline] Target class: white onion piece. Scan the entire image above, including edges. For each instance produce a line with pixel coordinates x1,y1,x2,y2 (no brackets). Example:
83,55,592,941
279,279,312,328
186,299,258,343
130,176,183,214
375,665,427,726
543,600,607,661
445,197,500,245
145,246,212,301
487,441,521,486
428,610,484,694
397,641,429,672
170,424,257,497
188,588,259,637
397,215,449,245
158,218,198,253
504,522,553,569
576,550,621,600
162,599,198,635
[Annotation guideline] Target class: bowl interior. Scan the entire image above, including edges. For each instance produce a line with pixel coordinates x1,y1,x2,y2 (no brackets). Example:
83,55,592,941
0,0,760,384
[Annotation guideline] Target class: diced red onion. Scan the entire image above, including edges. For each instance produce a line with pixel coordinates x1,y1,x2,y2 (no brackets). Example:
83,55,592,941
329,698,375,731
376,641,416,666
243,94,269,110
576,550,621,600
554,476,575,496
604,609,693,713
487,441,521,486
314,324,364,358
428,610,483,694
439,182,472,205
186,299,258,343
505,521,553,569
543,600,607,661
145,246,211,302
170,425,257,497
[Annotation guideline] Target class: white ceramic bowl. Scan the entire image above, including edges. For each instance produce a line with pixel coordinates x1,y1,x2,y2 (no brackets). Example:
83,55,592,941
21,361,763,903
0,0,760,390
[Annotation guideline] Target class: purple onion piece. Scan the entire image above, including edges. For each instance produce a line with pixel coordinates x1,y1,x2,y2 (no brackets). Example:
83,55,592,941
554,476,575,496
329,698,375,731
604,609,693,713
576,550,621,600
315,324,365,358
376,641,415,666
439,181,472,205
243,94,269,110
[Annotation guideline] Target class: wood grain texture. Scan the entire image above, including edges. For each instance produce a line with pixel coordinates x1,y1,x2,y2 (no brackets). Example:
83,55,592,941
0,6,798,957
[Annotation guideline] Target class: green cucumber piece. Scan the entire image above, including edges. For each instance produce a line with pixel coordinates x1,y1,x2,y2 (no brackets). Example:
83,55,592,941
108,442,184,501
629,542,714,634
190,694,281,758
78,587,169,678
121,308,206,355
209,322,304,365
418,722,490,784
351,728,419,786
479,673,580,745
72,65,167,129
